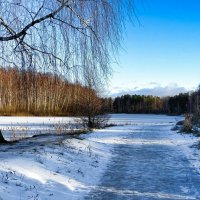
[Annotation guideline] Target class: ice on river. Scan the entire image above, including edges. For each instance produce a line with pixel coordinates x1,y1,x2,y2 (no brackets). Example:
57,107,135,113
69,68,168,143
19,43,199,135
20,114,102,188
0,114,200,200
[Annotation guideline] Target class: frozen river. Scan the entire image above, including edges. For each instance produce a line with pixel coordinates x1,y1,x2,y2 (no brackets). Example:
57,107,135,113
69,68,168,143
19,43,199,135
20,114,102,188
1,114,200,200
85,114,200,200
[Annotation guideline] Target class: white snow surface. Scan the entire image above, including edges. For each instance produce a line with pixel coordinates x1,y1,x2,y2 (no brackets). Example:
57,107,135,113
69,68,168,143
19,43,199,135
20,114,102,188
0,131,112,200
0,116,82,141
0,114,200,199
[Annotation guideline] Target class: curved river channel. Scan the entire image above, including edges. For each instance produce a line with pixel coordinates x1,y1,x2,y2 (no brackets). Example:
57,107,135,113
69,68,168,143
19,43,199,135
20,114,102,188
85,114,200,200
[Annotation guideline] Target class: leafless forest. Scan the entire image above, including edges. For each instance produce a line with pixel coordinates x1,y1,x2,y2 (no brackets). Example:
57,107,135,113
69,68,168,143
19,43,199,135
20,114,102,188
0,67,106,117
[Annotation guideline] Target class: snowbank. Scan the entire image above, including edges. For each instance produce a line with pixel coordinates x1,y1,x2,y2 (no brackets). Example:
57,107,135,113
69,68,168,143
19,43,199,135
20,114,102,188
0,131,112,199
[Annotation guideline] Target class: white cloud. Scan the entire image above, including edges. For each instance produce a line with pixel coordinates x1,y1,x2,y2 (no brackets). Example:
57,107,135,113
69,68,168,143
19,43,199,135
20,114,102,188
109,83,188,97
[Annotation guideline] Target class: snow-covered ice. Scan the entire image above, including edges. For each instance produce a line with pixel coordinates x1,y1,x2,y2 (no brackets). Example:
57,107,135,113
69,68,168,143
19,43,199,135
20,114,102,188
0,114,200,199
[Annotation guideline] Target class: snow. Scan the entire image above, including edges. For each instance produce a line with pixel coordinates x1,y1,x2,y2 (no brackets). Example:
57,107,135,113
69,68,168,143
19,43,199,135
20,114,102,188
0,132,112,199
0,116,81,140
170,130,200,174
108,113,180,126
0,114,200,199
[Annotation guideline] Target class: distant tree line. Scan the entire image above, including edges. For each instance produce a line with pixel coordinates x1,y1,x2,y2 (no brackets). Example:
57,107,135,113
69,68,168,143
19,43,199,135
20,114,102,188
103,88,200,115
0,67,199,118
112,95,164,113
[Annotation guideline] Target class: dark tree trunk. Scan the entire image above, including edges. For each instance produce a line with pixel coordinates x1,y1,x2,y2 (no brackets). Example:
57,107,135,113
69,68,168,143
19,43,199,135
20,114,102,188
88,115,93,129
0,130,7,143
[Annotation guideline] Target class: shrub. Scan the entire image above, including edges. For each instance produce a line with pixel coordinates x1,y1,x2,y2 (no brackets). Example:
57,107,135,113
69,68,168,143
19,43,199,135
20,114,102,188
181,114,193,133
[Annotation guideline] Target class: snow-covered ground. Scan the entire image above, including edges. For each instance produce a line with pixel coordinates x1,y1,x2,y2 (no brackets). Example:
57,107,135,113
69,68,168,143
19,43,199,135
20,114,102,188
0,130,113,200
0,116,82,141
0,114,200,199
0,114,180,141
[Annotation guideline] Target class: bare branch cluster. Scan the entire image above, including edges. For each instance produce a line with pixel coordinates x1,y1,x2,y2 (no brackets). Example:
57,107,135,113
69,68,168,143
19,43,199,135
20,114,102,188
0,0,134,84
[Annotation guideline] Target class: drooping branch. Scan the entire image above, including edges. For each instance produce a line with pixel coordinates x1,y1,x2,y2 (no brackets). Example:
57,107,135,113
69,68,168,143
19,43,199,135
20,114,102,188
0,1,69,41
0,0,134,86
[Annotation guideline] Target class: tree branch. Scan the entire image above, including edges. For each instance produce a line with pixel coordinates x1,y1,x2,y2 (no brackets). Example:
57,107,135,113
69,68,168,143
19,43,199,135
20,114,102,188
0,1,69,41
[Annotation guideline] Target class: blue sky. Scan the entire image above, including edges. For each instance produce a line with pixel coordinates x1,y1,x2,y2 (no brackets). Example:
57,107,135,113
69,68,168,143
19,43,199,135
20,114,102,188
109,0,200,96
